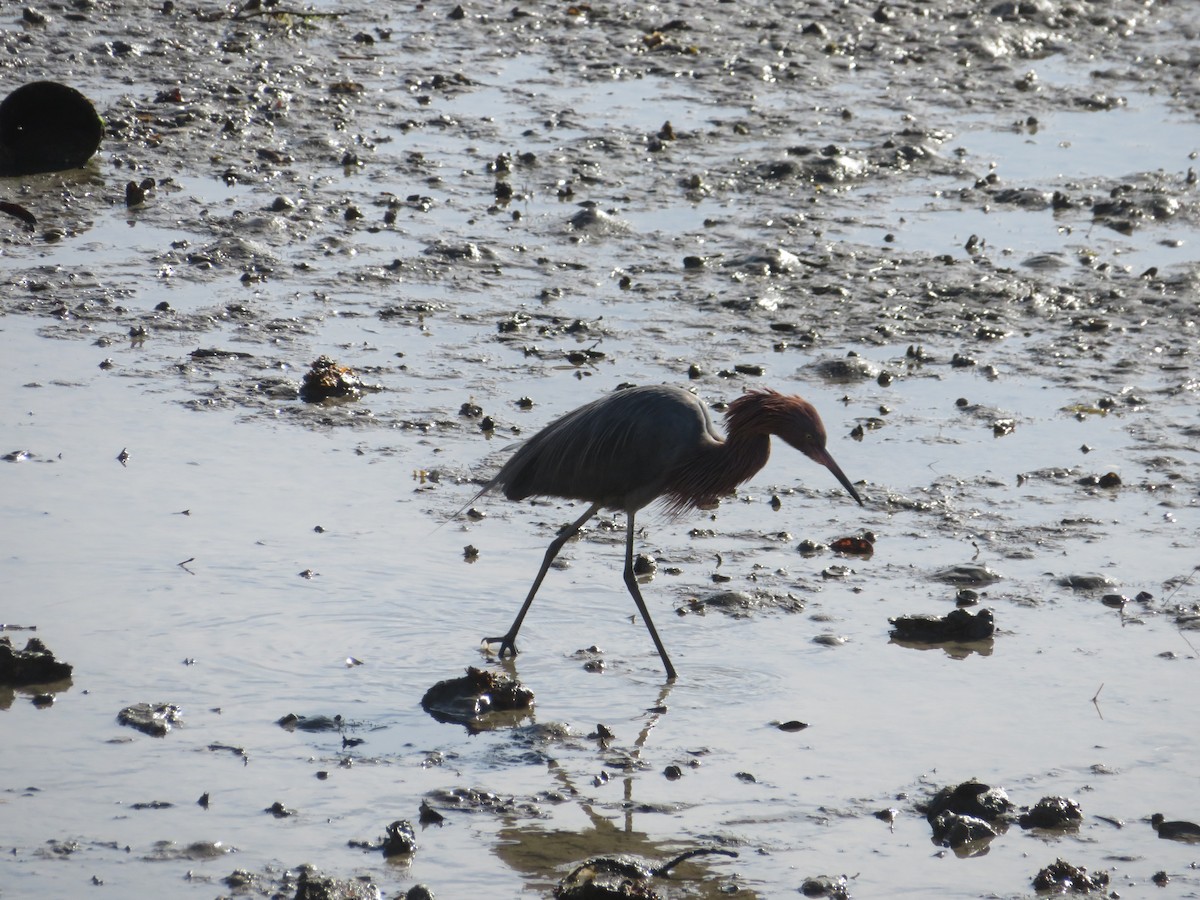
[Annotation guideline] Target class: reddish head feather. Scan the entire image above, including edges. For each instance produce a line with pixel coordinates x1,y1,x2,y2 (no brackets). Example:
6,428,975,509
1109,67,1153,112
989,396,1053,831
662,388,857,514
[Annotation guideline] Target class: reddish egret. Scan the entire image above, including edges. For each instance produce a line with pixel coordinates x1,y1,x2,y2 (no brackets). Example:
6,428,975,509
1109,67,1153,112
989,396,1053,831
472,384,862,679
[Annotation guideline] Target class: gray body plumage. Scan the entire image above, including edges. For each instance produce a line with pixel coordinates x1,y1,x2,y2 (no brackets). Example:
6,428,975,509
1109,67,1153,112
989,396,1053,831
483,385,721,513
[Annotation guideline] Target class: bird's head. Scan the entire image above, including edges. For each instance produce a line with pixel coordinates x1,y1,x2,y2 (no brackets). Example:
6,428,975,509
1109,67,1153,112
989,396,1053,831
779,397,863,506
728,389,863,506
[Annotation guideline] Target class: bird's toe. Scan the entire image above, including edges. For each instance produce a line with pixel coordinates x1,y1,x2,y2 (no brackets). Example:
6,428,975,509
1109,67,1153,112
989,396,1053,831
482,634,519,658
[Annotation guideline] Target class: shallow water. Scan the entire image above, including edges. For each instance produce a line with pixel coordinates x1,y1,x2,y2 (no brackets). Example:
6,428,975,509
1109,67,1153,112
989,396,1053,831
4,2,1200,898
843,83,1200,275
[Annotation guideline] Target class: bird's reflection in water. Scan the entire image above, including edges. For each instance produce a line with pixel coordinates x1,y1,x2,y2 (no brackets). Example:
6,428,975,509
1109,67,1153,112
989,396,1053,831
487,679,753,897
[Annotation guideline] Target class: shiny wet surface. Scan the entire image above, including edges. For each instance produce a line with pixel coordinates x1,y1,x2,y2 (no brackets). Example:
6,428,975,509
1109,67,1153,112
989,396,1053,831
3,2,1200,897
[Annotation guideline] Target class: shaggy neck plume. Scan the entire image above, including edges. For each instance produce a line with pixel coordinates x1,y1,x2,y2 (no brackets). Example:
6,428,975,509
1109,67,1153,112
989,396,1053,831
661,391,784,514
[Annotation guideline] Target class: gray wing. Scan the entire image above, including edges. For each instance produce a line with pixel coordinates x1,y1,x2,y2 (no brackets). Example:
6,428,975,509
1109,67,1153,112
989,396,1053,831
487,385,721,512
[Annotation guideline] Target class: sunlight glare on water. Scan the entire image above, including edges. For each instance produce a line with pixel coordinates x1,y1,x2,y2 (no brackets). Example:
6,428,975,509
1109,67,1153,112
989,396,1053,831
4,6,1200,897
840,74,1200,274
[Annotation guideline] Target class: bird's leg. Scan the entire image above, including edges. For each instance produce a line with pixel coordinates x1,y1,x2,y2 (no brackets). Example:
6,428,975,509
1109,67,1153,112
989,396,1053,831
483,502,601,659
621,512,678,681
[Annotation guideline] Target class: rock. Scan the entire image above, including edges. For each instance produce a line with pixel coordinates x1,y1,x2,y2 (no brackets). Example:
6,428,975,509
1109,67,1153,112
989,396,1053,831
923,780,1012,824
1019,797,1083,830
117,702,183,737
382,820,417,857
930,811,998,850
0,636,72,685
300,356,367,402
799,874,851,898
1151,814,1200,842
889,608,994,643
1057,573,1116,590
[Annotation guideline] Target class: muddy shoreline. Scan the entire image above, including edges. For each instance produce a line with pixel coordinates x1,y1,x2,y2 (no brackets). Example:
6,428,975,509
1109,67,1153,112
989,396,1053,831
3,2,1199,898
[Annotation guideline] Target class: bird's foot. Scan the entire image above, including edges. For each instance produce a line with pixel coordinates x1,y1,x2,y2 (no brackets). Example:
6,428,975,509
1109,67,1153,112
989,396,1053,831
482,634,519,659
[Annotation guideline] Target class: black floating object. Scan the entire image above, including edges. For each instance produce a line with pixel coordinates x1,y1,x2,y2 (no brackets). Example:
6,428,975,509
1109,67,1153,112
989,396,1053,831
0,82,104,176
889,607,995,643
0,636,73,686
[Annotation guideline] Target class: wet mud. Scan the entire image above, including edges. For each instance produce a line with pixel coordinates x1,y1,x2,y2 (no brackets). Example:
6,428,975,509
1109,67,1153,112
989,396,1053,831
3,0,1200,897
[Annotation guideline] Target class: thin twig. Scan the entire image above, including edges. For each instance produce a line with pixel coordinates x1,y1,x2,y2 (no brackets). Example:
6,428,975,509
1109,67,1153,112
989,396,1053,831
1162,565,1200,654
1161,564,1199,604
653,847,739,877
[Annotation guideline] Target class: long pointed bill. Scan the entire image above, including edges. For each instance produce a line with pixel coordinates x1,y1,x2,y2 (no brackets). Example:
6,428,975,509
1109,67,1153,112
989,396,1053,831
812,447,863,506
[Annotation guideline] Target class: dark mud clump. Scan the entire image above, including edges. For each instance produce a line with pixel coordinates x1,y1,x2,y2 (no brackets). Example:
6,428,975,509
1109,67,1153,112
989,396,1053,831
554,848,738,900
222,864,386,900
294,866,380,900
928,812,999,854
925,783,1091,852
381,820,417,858
299,355,378,403
0,636,72,685
277,713,349,732
1151,814,1200,843
931,565,1003,587
680,590,806,617
921,780,1013,852
349,819,418,858
1018,796,1083,831
1058,573,1118,591
117,702,183,737
799,874,852,899
1032,859,1110,893
924,780,1013,822
422,786,547,819
889,608,995,643
420,667,534,726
